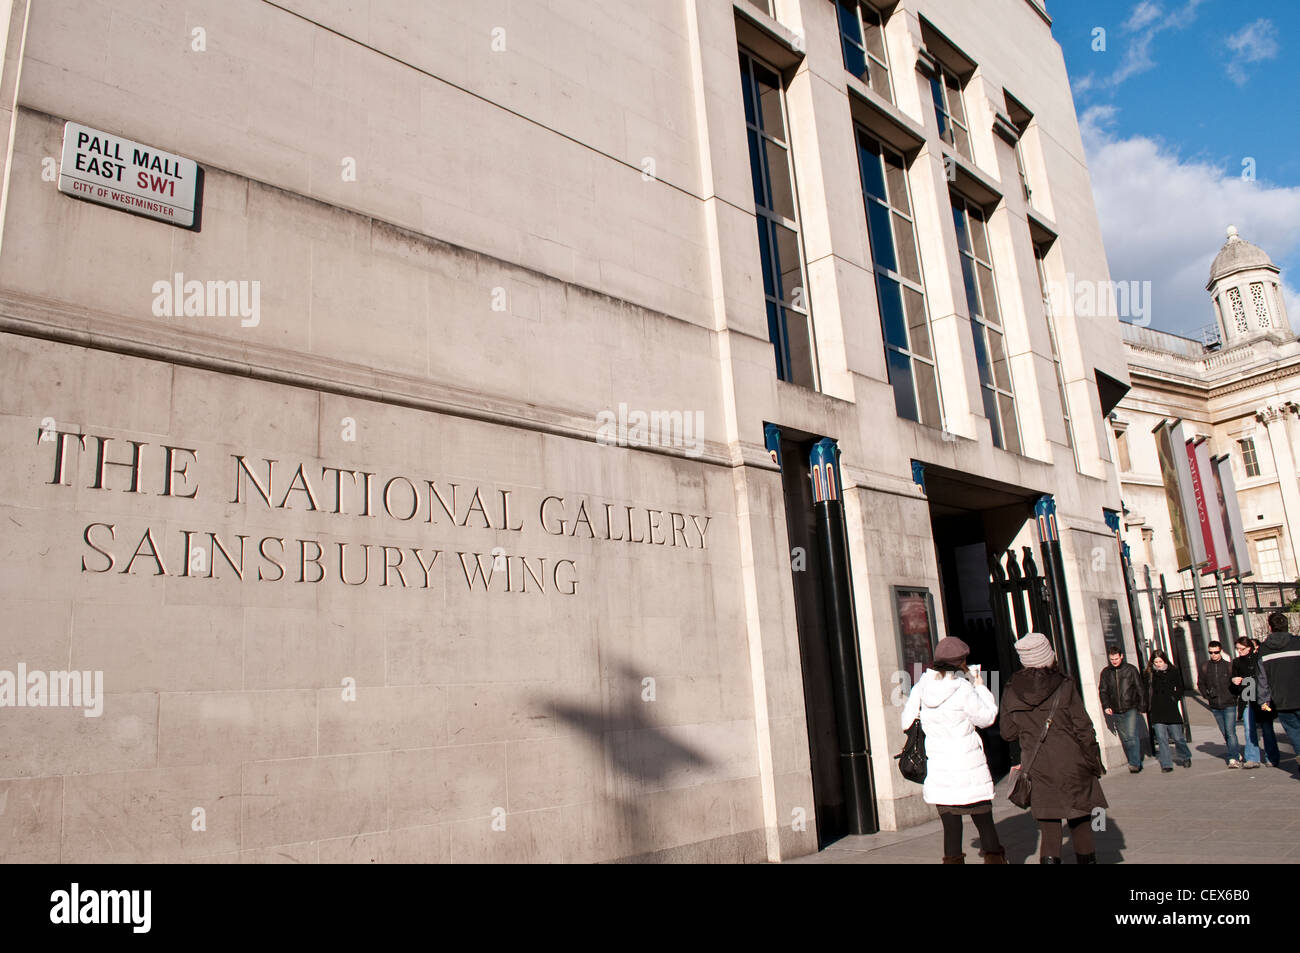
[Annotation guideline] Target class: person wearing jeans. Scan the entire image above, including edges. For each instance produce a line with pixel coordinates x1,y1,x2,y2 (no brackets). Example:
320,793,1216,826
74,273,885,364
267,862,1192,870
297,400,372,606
1200,640,1242,766
1258,613,1300,772
1232,636,1274,768
1146,650,1192,772
1099,645,1147,772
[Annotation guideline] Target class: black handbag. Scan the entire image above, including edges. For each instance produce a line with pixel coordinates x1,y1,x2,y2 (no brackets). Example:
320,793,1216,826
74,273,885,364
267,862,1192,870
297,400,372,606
896,714,927,784
1008,682,1066,809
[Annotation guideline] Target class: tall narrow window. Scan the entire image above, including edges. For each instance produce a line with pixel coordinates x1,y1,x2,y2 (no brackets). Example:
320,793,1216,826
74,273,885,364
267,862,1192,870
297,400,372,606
1035,243,1076,458
739,51,817,388
930,63,970,160
1005,93,1033,203
837,1,892,103
857,130,941,427
1142,528,1155,567
1113,428,1131,472
952,194,1019,452
1239,437,1261,477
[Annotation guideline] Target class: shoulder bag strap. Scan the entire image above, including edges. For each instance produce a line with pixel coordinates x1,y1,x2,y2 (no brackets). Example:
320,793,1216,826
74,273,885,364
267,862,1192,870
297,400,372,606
1019,682,1066,776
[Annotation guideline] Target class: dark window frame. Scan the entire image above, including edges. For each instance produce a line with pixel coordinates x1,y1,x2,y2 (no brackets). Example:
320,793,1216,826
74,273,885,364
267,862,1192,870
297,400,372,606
739,49,819,389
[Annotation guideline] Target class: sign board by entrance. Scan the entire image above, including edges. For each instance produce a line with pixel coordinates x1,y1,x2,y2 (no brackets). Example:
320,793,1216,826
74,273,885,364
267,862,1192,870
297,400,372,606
57,122,199,228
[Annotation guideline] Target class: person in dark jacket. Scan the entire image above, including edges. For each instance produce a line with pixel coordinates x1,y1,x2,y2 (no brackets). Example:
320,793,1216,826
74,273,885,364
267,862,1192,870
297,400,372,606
1145,650,1191,772
1199,640,1242,767
1258,612,1300,772
1231,636,1276,768
1001,632,1108,864
1098,644,1146,772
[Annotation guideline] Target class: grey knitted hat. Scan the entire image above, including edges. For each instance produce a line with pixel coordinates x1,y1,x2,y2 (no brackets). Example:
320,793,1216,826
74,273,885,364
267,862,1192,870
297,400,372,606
1015,632,1056,668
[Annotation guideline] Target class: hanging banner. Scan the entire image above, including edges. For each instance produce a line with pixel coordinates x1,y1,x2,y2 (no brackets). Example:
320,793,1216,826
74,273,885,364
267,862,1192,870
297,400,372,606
1185,437,1223,576
1185,436,1222,572
1153,419,1204,572
1212,453,1253,578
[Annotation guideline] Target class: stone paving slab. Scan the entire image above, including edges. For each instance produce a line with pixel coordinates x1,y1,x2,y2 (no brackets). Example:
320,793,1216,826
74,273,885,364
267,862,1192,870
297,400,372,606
789,698,1300,865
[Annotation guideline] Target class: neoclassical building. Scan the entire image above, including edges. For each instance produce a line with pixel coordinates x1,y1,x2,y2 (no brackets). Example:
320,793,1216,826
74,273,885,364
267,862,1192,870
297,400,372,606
1,0,1132,862
1116,228,1300,629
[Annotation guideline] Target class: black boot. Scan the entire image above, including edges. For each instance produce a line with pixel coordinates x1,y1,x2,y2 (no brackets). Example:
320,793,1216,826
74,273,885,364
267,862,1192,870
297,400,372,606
1076,853,1097,864
1040,856,1062,864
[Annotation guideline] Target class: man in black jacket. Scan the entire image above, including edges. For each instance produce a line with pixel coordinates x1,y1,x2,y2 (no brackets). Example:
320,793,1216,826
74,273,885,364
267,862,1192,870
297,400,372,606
1258,612,1300,772
1099,644,1146,772
1199,640,1243,767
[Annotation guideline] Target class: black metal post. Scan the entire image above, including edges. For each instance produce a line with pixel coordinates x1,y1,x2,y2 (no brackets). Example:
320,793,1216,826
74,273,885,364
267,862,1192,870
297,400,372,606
810,439,877,835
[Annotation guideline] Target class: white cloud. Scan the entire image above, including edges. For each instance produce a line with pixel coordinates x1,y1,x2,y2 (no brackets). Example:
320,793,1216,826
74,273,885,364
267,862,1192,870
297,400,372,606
1087,0,1207,91
1124,2,1163,32
1225,18,1280,85
1079,106,1300,338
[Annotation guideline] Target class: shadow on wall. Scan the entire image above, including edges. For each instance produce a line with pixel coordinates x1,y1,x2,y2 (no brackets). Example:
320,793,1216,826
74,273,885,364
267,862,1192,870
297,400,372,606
547,659,714,862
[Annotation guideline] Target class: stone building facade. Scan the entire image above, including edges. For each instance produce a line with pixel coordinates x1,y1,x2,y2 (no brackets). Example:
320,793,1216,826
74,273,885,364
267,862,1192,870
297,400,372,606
1116,228,1299,621
0,0,1130,862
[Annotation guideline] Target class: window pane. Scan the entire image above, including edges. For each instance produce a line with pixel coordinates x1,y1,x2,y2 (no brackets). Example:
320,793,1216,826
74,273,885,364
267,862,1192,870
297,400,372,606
757,74,785,141
971,321,992,386
988,327,1011,390
982,387,1002,446
786,307,816,388
867,200,897,273
904,285,930,358
952,121,971,160
837,1,862,43
746,128,767,210
998,392,1021,454
887,348,919,422
857,134,886,200
764,139,795,219
842,36,868,81
773,222,802,306
951,203,970,253
864,19,887,62
977,264,999,323
884,152,910,215
876,276,908,349
967,209,990,261
894,212,920,284
930,77,948,136
944,71,966,126
756,218,776,297
868,58,891,102
765,299,784,375
739,58,757,126
915,358,941,428
1057,377,1072,448
960,258,980,317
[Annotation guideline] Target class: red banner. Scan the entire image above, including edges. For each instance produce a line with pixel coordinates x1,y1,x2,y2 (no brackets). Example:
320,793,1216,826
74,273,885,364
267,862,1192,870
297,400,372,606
1184,439,1219,575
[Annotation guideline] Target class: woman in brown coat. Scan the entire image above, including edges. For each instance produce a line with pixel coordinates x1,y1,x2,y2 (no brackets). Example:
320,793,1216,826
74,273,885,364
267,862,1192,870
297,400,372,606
1000,633,1108,864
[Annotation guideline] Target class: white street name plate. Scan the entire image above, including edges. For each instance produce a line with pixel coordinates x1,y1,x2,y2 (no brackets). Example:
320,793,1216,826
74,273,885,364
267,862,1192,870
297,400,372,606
57,121,199,228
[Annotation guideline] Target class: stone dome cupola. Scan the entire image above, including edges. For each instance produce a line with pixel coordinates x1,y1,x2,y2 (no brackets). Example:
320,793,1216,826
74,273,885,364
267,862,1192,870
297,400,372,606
1206,225,1290,344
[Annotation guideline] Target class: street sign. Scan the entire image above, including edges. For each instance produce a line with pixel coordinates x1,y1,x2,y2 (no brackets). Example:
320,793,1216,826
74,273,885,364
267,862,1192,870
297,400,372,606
57,121,199,228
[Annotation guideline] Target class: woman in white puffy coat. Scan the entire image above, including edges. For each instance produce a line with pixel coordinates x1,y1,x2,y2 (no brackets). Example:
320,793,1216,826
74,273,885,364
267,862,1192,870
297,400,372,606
900,636,1005,864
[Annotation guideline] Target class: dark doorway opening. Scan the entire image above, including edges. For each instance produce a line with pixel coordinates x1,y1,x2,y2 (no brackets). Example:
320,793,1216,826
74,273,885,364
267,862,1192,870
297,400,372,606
923,465,1043,780
775,432,877,847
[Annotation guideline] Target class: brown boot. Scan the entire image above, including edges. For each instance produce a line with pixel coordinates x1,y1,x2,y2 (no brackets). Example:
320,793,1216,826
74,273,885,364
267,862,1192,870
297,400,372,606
942,854,965,864
981,847,1007,864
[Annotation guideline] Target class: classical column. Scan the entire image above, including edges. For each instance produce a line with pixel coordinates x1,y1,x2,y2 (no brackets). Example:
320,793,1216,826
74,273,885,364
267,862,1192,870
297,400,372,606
1256,404,1300,578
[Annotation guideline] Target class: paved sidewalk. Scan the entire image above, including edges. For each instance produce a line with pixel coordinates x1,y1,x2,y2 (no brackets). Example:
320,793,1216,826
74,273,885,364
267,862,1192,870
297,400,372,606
790,698,1300,864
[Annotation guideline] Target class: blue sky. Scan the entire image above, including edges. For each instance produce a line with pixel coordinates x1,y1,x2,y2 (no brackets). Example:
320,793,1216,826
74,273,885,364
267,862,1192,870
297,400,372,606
1048,0,1300,337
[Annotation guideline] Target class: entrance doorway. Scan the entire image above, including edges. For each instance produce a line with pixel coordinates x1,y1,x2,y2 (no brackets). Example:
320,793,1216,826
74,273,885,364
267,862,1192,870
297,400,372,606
773,430,878,847
921,465,1046,779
